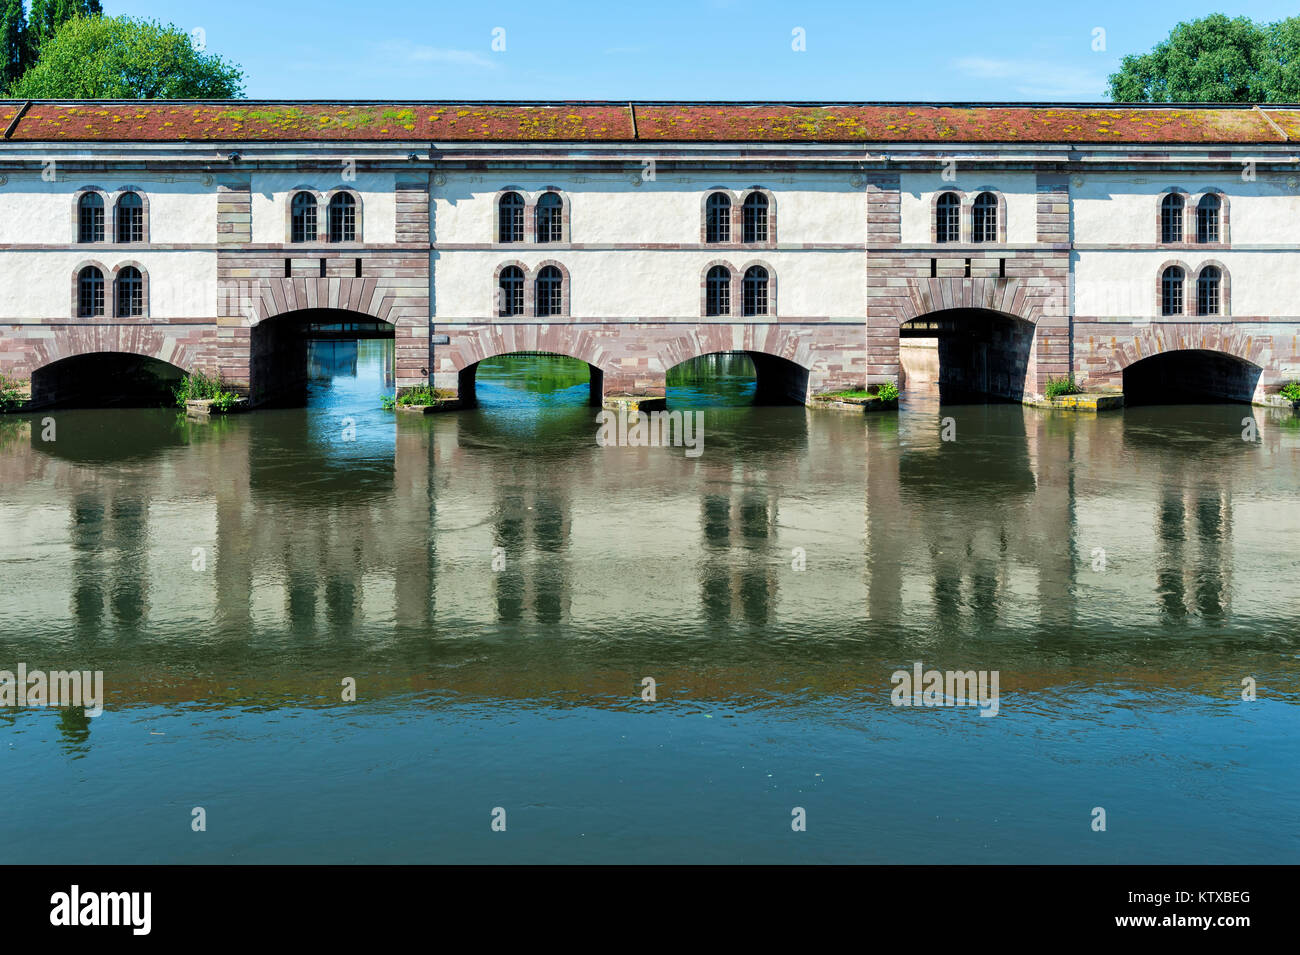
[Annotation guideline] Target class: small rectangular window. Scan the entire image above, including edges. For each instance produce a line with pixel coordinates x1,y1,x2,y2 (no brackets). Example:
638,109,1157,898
284,258,292,278
999,258,1006,278
930,258,937,278
355,257,362,278
964,258,971,278
320,258,327,278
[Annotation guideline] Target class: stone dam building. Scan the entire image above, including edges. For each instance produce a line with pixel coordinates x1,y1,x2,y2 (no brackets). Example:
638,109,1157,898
1,99,1298,407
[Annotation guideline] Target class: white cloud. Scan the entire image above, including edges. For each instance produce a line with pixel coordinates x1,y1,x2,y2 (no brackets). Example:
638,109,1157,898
373,41,497,71
952,57,1109,99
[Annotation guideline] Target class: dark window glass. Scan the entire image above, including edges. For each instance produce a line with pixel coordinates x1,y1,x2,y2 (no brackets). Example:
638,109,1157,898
1160,193,1183,244
936,192,960,243
328,193,356,242
705,193,731,243
742,266,768,317
536,192,563,243
78,193,104,243
1197,266,1221,316
742,193,768,243
535,265,563,316
1162,266,1184,316
116,192,143,243
1197,194,1221,243
499,266,524,316
77,266,104,317
115,266,143,317
706,265,730,316
972,192,997,243
291,192,317,243
499,192,524,242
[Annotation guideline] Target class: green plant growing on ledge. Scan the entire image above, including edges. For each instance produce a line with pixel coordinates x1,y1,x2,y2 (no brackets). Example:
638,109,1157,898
0,374,28,412
395,385,456,407
1044,375,1081,399
876,381,900,402
174,369,239,411
379,394,397,411
1279,381,1300,402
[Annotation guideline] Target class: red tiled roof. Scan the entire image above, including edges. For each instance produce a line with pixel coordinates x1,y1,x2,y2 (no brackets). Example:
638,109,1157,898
0,101,1291,144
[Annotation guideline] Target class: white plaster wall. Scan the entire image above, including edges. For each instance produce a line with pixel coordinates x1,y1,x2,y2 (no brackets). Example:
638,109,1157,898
431,171,866,246
0,175,217,245
899,171,1038,244
434,249,864,319
1073,175,1300,246
1074,250,1300,317
249,171,397,244
0,251,216,319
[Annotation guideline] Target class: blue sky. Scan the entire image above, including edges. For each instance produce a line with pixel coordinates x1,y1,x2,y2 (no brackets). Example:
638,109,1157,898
110,1,1298,101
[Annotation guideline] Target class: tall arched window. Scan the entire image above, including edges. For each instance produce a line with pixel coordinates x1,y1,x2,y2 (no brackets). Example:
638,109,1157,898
1197,266,1221,316
77,266,104,317
742,266,769,317
936,192,960,243
742,193,768,243
705,193,731,243
498,265,524,316
78,193,104,243
972,192,998,243
115,266,143,317
1160,193,1183,244
116,192,143,243
706,265,731,316
1197,195,1221,243
535,265,563,317
499,192,524,243
1161,265,1184,316
536,192,563,243
328,193,356,242
290,192,317,243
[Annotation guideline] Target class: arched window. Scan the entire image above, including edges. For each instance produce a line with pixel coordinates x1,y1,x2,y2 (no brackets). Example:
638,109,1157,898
499,192,524,243
328,193,356,242
1160,193,1183,244
936,192,960,243
972,192,998,243
1197,266,1221,316
535,265,563,317
742,193,768,243
78,193,104,243
1161,265,1184,316
1197,194,1221,243
536,192,563,243
77,266,104,317
115,266,143,317
290,192,317,243
742,266,769,317
498,265,524,317
705,192,731,243
116,192,143,243
706,265,731,316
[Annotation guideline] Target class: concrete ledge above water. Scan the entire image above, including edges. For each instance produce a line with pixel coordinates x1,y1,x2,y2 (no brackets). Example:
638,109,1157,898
1024,393,1125,412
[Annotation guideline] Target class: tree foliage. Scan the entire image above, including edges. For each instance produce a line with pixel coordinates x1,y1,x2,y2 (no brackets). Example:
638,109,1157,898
11,15,244,98
1109,13,1300,102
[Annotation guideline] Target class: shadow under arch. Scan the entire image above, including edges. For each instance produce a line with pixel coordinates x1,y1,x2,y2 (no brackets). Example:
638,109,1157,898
30,351,186,409
251,307,394,407
666,350,809,406
901,307,1036,403
1122,349,1262,405
457,350,603,408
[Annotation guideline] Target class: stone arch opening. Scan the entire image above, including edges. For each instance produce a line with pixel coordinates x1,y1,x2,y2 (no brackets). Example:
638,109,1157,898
250,307,395,407
666,350,810,406
30,352,187,408
1122,349,1262,405
901,307,1036,403
457,351,604,408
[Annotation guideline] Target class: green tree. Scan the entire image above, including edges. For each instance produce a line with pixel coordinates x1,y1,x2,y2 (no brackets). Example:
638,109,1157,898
25,0,100,68
11,16,244,98
1109,13,1300,102
0,0,25,88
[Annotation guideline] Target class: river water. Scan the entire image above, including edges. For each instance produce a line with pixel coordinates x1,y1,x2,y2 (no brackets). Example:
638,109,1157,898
1,339,1297,863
